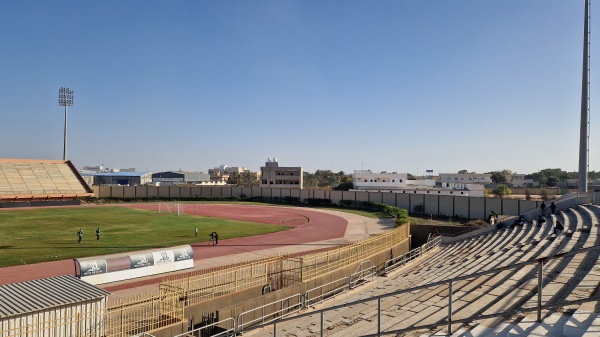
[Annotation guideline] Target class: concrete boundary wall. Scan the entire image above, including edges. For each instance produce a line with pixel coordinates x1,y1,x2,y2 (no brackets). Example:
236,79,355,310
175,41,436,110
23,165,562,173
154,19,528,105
92,186,577,220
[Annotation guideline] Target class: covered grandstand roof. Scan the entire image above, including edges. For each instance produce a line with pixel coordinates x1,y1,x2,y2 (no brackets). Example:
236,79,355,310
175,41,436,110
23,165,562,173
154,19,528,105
0,158,93,200
79,171,150,177
0,275,109,318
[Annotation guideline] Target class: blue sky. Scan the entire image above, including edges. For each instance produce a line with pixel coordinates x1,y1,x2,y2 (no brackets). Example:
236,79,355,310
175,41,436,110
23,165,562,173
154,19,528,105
0,1,596,175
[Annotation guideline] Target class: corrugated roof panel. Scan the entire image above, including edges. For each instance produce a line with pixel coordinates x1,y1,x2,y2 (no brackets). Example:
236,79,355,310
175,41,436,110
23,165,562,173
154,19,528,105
0,275,109,318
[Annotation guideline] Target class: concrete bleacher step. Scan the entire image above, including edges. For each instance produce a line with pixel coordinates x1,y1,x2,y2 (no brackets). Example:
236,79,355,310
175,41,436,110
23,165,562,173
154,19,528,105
249,205,598,337
564,310,600,337
581,313,600,336
506,313,569,337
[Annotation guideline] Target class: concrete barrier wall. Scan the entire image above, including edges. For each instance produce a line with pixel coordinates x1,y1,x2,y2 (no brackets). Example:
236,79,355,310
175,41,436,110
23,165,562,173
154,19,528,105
503,198,520,215
113,186,125,198
520,200,538,214
342,191,356,203
423,195,438,215
382,192,395,206
146,186,158,198
330,190,343,204
439,195,454,217
487,198,502,216
470,197,485,220
92,186,571,221
123,187,135,198
158,186,170,198
454,197,469,219
411,194,425,213
396,193,410,210
356,191,370,202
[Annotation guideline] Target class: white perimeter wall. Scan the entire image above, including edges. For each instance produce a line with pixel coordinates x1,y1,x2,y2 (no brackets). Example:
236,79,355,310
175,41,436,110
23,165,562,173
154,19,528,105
94,186,560,220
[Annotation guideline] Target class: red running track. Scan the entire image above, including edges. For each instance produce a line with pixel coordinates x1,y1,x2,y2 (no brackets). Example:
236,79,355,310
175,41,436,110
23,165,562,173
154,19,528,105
0,204,348,289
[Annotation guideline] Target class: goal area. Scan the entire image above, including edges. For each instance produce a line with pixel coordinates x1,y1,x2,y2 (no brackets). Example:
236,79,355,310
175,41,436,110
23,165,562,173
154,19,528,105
158,202,180,215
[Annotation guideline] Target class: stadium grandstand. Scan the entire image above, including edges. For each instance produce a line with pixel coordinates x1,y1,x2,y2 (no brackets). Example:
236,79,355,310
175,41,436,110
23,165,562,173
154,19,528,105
241,201,600,337
0,158,93,206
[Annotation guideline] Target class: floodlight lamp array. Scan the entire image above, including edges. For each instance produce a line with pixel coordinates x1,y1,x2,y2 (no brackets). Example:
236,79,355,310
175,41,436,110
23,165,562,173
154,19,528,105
58,87,74,106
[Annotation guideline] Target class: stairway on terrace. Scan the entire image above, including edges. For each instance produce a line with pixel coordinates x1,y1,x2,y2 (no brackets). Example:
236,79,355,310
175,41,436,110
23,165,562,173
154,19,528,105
246,205,600,337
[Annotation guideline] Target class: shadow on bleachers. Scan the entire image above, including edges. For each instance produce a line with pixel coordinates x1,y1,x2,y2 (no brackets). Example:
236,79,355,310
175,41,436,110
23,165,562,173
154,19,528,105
241,204,600,337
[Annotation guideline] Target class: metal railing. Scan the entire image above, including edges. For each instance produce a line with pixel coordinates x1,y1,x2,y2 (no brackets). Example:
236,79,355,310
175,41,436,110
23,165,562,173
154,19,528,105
384,235,441,274
242,245,600,337
300,224,410,281
305,277,349,307
237,293,304,331
349,260,377,288
229,237,442,336
160,224,410,305
173,318,235,337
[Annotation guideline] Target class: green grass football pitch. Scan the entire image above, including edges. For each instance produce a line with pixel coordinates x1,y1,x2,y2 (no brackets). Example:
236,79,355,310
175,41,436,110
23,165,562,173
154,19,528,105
0,206,289,267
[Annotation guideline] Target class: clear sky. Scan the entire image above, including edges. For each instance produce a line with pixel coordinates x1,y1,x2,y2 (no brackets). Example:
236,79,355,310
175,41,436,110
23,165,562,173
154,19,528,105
0,1,597,175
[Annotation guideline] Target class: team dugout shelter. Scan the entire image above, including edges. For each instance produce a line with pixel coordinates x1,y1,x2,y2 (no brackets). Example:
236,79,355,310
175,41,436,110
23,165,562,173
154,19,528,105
0,158,93,207
0,275,110,337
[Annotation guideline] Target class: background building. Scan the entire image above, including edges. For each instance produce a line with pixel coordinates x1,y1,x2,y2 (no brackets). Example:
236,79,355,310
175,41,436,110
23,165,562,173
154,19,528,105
352,170,408,190
439,171,492,186
208,165,250,184
260,158,302,189
152,171,210,186
80,171,152,186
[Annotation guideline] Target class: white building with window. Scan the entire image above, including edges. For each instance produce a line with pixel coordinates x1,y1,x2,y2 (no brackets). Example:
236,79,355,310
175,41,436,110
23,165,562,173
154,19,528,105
507,173,539,187
352,170,408,190
352,170,484,197
439,171,492,187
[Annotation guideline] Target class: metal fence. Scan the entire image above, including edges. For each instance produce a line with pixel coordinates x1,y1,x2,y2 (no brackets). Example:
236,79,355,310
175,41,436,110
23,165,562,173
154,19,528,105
300,223,410,281
1,307,106,337
160,255,304,305
160,224,409,306
0,290,184,337
105,292,185,337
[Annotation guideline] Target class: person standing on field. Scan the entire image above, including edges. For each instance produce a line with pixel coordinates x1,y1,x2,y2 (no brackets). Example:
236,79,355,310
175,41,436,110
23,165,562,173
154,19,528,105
96,227,101,241
77,228,83,244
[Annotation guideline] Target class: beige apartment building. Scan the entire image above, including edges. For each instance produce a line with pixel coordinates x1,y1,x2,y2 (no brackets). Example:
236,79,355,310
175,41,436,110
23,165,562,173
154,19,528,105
260,158,303,189
208,165,250,184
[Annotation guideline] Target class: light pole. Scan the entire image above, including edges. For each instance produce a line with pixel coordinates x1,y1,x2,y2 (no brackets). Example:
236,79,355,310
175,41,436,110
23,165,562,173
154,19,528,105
58,87,74,161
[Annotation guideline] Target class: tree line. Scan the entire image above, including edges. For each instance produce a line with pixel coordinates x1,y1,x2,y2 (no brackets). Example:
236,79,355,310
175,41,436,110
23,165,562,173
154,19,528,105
488,168,600,187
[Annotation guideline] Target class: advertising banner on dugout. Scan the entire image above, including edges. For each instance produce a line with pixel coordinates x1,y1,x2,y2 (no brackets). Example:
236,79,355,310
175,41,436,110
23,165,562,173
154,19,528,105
79,259,107,276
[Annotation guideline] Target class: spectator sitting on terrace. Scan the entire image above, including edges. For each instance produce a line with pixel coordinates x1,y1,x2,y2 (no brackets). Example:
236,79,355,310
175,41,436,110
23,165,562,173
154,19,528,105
511,215,526,228
554,220,565,234
496,221,504,230
537,214,546,227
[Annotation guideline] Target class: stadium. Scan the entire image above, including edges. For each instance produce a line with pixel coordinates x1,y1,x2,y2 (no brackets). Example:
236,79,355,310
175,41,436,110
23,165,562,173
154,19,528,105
0,157,600,337
1,1,599,336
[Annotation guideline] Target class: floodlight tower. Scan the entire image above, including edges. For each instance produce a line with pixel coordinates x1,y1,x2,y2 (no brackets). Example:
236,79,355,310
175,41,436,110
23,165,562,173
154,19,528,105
58,87,74,161
578,0,590,192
